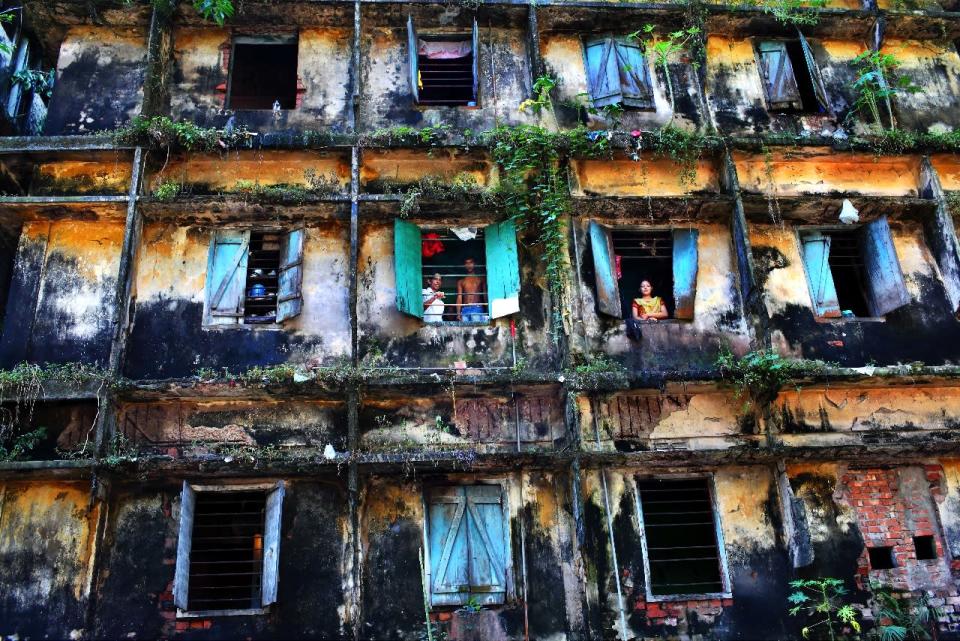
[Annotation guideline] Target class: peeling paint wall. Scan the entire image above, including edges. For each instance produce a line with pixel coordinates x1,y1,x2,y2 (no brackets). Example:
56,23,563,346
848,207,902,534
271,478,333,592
882,39,960,133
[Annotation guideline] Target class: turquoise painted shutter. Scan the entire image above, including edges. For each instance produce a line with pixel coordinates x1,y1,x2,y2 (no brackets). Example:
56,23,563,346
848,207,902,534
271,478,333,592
801,232,841,318
464,485,507,605
276,228,304,323
395,218,423,318
408,15,419,104
471,18,479,106
173,481,195,610
615,40,653,108
261,481,285,607
672,229,699,320
484,220,520,319
757,41,801,110
583,38,622,107
588,220,622,318
859,216,910,316
428,487,470,606
796,30,829,112
204,229,250,326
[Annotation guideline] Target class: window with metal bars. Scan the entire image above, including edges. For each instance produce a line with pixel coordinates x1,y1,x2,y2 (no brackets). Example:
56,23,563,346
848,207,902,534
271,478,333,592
421,229,487,323
636,478,727,598
407,17,479,107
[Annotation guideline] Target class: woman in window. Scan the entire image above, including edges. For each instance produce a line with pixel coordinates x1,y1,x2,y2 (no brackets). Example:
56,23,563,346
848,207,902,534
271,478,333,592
632,280,669,322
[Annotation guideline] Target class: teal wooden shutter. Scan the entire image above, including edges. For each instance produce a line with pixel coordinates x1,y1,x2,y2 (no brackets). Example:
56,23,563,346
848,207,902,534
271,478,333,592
583,38,622,107
588,220,622,318
859,216,910,316
672,229,699,320
261,481,285,607
484,220,521,319
204,229,250,326
757,41,801,110
796,30,829,112
395,218,423,318
464,485,507,605
276,228,304,323
428,487,470,606
173,481,195,610
801,232,841,318
408,15,419,104
615,40,653,108
471,18,479,106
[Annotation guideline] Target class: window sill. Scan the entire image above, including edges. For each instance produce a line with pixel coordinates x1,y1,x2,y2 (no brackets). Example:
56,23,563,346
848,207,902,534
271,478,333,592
202,323,285,331
645,590,733,604
423,321,493,327
177,607,267,618
814,316,886,324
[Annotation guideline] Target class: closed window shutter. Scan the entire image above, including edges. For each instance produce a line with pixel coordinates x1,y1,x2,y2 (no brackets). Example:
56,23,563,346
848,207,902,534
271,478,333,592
588,220,622,318
408,15,419,104
173,481,196,611
204,229,250,326
615,40,653,108
261,481,285,607
859,216,910,316
584,38,622,107
757,41,801,110
672,228,699,320
796,30,830,112
428,487,470,606
276,228,305,323
471,18,479,106
484,219,521,319
464,485,507,605
801,232,841,318
394,218,423,318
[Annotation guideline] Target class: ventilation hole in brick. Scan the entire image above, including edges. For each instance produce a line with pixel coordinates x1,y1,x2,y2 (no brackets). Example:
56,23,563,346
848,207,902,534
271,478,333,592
914,535,937,560
867,546,896,570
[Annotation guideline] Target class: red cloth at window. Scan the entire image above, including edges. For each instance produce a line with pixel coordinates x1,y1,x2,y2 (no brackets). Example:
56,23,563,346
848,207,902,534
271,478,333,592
422,233,446,258
615,254,622,280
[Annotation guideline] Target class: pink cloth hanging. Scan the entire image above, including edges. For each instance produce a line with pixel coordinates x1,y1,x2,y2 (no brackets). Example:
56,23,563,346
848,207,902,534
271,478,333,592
418,39,471,60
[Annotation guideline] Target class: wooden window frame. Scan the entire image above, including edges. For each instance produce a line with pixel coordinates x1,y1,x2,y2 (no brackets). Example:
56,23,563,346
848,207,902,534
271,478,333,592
580,35,656,111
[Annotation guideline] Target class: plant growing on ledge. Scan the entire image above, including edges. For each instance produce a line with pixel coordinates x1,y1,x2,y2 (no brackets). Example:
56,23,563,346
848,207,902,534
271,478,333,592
648,125,712,189
751,0,827,26
848,50,920,133
716,348,827,410
0,426,46,462
518,75,557,116
113,116,255,152
12,68,55,99
869,581,943,641
788,578,861,641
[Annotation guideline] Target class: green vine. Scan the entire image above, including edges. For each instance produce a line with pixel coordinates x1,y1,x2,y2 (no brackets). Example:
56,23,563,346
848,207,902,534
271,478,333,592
648,125,714,189
113,116,255,152
372,173,500,217
716,348,827,410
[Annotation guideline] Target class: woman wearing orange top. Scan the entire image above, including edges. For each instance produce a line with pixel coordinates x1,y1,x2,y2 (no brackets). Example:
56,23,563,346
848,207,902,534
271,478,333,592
631,280,669,322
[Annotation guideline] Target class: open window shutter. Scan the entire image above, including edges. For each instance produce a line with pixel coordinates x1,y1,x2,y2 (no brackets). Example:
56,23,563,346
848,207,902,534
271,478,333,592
672,229,699,320
757,41,801,110
801,232,841,318
408,15,420,104
428,487,470,606
484,219,521,319
261,481,285,607
614,40,653,108
276,228,305,323
796,30,829,112
583,38,622,107
5,37,27,121
859,216,910,316
395,218,423,318
588,220,622,318
205,229,250,326
465,485,507,605
471,18,479,106
173,481,196,611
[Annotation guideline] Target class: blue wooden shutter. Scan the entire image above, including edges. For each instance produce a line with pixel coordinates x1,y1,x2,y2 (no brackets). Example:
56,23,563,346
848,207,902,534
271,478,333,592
276,228,304,323
408,15,419,104
204,229,250,326
859,216,910,316
801,232,841,318
615,40,653,108
588,220,621,318
395,218,423,318
583,38,622,107
428,487,470,606
757,41,801,110
173,481,195,611
464,485,507,605
261,481,285,607
484,220,520,319
471,18,479,106
672,229,699,320
796,30,829,112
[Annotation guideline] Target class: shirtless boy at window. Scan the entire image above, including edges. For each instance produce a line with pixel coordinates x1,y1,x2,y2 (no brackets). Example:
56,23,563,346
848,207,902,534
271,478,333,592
457,257,487,322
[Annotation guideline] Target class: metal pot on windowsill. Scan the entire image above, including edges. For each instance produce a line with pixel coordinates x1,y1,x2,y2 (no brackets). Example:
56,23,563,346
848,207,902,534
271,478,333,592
248,283,268,298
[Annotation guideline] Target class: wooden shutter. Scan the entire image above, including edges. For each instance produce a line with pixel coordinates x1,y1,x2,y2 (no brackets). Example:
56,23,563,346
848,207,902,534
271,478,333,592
484,219,521,319
859,216,910,316
408,15,419,104
588,220,622,318
276,228,304,323
615,40,653,108
583,38,622,107
204,229,250,326
5,37,28,121
173,481,196,611
261,481,285,607
427,487,470,606
464,485,507,605
672,229,699,320
757,41,802,110
796,30,829,112
471,18,479,106
801,232,841,318
394,218,423,318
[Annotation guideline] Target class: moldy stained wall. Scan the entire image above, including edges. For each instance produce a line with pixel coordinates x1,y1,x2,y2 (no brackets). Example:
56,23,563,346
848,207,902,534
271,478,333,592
881,40,960,134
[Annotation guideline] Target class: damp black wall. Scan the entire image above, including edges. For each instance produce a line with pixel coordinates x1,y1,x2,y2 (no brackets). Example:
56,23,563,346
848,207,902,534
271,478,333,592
360,518,424,641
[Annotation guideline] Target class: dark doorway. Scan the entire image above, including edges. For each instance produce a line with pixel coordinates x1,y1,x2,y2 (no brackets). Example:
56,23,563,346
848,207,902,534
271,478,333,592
228,41,299,110
825,229,871,317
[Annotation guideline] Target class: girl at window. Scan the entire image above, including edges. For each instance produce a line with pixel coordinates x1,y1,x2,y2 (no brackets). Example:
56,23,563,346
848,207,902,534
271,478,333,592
632,280,668,322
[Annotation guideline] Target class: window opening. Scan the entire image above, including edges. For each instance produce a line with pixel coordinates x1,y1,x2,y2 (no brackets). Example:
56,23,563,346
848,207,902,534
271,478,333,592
421,228,487,323
228,41,298,110
637,478,725,597
611,230,674,320
187,490,267,612
757,38,827,114
244,231,281,324
783,41,819,113
417,35,475,106
824,229,871,317
868,546,896,570
914,535,937,560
